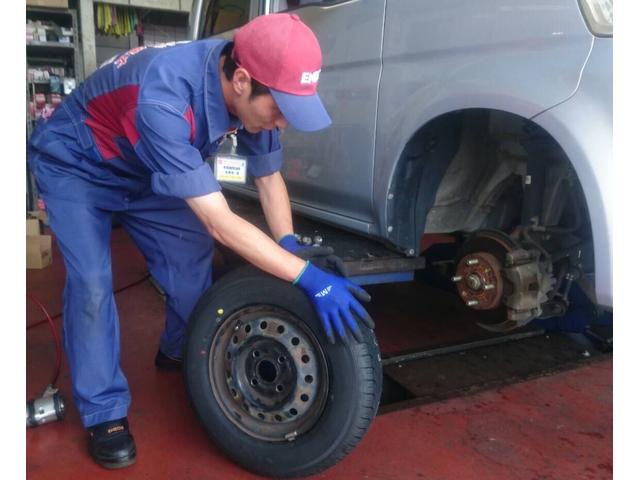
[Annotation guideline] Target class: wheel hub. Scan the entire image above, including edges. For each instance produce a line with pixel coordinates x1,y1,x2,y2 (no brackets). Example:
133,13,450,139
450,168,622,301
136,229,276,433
453,251,504,310
236,336,298,410
210,306,329,442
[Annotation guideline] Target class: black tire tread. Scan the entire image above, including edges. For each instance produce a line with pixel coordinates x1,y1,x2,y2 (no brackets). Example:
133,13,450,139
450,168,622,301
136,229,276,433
293,345,381,477
184,266,382,478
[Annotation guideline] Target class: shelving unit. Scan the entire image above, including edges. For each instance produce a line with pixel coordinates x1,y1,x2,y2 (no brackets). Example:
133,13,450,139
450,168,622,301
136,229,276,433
26,6,83,211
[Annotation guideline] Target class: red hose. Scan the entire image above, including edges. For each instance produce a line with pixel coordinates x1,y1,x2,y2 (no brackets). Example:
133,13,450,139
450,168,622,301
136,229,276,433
26,273,151,386
26,274,150,330
26,292,62,387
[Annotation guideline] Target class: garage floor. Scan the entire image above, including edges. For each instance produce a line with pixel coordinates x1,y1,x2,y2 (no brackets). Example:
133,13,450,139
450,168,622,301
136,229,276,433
26,226,612,480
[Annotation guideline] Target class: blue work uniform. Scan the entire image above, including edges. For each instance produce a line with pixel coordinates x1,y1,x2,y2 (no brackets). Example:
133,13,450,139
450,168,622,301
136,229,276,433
27,39,283,428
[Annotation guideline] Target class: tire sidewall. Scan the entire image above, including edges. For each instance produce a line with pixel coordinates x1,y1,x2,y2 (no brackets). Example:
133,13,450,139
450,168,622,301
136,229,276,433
184,266,381,477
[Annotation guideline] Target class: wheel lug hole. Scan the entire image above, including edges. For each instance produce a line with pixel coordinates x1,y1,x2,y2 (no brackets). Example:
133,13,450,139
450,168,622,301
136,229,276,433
277,356,286,364
257,413,265,420
276,384,284,392
245,325,252,334
291,337,300,346
289,408,298,416
301,394,309,402
304,375,313,384
274,414,282,422
260,321,267,330
277,325,285,334
301,354,310,364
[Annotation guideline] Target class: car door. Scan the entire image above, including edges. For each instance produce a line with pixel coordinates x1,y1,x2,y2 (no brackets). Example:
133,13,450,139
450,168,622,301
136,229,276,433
190,0,385,228
267,0,385,227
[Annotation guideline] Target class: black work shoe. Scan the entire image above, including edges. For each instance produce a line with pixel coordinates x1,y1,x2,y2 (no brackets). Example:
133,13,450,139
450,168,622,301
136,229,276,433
88,417,136,469
154,349,183,371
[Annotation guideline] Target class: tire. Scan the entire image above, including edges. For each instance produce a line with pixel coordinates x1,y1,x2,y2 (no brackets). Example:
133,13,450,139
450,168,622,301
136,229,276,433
184,265,382,478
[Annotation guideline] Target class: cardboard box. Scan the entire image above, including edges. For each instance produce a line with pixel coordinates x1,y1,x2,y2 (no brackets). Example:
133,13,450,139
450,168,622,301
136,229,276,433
27,235,52,269
26,0,69,9
29,210,49,226
27,218,42,236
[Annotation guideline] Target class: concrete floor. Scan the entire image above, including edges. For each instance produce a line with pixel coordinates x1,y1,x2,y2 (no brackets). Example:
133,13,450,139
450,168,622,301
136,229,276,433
26,226,612,479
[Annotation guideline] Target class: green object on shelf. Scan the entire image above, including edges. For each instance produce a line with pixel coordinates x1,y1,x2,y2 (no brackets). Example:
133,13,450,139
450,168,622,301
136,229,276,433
96,3,138,37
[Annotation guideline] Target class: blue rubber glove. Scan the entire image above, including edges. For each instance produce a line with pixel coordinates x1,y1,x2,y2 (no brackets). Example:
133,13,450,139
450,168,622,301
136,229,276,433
279,234,347,277
294,261,374,344
278,234,303,253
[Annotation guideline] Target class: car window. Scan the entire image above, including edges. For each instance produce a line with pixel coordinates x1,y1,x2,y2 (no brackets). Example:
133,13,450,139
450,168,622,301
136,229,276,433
270,1,348,13
202,0,252,36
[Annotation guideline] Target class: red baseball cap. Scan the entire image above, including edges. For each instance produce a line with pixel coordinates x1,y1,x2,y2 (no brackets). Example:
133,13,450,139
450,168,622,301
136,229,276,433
233,13,331,132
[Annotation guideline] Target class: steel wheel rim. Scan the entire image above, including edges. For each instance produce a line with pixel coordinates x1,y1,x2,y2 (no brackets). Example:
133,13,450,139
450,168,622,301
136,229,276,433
209,305,329,442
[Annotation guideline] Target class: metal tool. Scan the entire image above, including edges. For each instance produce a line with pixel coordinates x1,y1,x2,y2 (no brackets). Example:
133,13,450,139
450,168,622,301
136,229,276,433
26,385,65,428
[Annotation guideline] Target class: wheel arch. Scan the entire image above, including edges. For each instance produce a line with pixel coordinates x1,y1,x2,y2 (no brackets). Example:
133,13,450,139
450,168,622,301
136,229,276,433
379,102,599,270
530,103,612,307
375,93,550,248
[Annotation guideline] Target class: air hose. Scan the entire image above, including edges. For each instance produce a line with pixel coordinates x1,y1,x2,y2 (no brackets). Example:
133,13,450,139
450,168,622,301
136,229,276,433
26,273,150,427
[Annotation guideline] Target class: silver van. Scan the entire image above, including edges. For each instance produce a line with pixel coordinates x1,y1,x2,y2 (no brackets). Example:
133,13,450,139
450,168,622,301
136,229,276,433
184,1,612,476
190,0,612,329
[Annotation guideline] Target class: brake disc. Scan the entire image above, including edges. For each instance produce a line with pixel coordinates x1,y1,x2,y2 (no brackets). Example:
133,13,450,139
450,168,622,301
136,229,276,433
454,230,558,331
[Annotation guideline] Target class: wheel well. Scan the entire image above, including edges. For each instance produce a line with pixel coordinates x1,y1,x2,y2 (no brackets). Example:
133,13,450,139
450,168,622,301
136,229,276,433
387,108,593,267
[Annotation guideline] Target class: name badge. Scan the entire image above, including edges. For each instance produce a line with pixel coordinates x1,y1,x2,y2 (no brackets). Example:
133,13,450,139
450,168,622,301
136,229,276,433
214,154,247,184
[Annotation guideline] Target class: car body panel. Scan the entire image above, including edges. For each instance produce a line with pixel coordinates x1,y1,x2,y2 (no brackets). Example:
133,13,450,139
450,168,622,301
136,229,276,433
219,0,385,227
374,0,594,235
531,37,612,307
274,0,385,224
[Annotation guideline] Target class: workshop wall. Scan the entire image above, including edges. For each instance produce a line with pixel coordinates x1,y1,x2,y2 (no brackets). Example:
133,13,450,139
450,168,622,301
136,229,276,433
95,22,189,66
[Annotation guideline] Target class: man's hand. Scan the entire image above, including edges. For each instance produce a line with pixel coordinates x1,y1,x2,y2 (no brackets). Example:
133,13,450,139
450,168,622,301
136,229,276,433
277,233,304,253
279,234,347,277
295,261,374,344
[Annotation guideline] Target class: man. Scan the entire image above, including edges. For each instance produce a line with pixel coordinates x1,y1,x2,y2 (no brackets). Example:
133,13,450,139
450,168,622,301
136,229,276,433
27,14,373,469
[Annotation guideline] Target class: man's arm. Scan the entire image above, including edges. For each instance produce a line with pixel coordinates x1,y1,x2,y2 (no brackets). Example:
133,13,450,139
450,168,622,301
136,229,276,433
186,191,305,281
254,170,349,276
254,171,294,242
187,190,374,344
